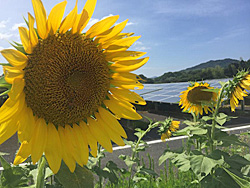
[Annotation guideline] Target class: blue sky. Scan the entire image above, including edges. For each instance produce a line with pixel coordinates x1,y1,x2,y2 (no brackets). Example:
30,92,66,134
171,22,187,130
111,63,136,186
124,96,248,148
0,0,249,77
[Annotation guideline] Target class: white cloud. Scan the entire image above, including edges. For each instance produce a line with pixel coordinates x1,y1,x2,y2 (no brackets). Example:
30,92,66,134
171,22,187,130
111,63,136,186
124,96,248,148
133,41,151,51
11,22,26,31
101,14,115,20
127,21,137,26
0,33,13,40
0,20,8,28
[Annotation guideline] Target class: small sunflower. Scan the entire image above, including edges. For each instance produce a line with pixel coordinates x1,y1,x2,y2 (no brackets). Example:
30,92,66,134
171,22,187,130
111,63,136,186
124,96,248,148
0,0,148,173
158,118,180,141
229,71,250,112
179,82,218,115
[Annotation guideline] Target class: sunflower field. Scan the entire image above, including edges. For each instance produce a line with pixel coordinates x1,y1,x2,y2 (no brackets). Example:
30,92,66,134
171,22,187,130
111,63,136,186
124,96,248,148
0,0,250,187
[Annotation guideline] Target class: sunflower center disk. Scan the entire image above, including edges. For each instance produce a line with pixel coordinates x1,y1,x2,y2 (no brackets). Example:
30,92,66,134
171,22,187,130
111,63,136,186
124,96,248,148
187,86,213,105
24,33,110,126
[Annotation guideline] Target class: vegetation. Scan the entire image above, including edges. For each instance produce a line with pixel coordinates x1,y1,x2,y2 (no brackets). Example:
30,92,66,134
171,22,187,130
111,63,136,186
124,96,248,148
140,58,250,83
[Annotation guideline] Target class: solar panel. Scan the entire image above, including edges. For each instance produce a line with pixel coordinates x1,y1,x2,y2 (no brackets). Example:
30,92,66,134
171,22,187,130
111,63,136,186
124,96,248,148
134,78,233,104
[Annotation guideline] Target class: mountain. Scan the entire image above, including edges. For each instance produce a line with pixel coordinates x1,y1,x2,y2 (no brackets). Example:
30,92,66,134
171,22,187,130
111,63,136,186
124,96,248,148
185,58,239,71
140,58,250,83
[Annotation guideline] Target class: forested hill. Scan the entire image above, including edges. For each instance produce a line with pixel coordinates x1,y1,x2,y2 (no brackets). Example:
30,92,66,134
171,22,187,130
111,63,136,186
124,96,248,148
140,58,250,84
185,58,239,71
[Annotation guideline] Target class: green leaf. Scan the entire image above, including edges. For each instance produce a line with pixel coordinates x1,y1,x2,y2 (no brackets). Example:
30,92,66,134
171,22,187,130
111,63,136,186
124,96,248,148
201,168,238,188
225,154,250,171
55,162,94,188
0,77,7,84
201,116,213,122
215,113,228,126
223,168,250,188
0,156,30,188
137,167,158,176
159,151,176,166
201,88,221,93
0,155,11,170
132,176,147,183
214,129,248,147
190,151,223,181
119,155,136,168
175,126,207,136
172,152,191,172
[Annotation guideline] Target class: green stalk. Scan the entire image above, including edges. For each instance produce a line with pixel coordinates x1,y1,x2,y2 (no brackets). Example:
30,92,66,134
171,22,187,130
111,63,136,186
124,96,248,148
127,122,157,188
97,145,103,188
36,156,46,188
210,83,227,152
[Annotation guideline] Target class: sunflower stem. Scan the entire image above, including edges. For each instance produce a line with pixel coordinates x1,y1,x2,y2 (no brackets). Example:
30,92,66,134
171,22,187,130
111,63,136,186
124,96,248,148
36,156,46,188
97,145,103,188
210,83,227,152
128,121,158,188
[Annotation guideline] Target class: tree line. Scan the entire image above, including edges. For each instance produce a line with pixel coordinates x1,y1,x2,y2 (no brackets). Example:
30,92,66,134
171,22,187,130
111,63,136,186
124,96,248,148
140,59,250,84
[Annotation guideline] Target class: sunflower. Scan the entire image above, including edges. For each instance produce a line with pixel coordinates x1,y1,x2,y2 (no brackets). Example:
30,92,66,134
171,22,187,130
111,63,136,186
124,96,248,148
0,0,148,173
179,82,217,115
158,118,180,141
229,72,250,112
160,120,180,141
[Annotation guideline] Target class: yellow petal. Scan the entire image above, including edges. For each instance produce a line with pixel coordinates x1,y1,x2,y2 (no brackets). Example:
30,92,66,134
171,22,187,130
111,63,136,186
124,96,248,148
59,1,78,34
45,123,62,174
14,141,31,165
47,1,67,34
64,125,83,166
86,15,119,38
0,93,25,125
110,57,149,72
72,124,89,165
77,0,97,32
80,121,98,157
98,107,127,138
0,116,18,145
17,106,35,142
3,66,24,84
110,88,146,105
96,19,128,44
31,0,48,39
95,113,125,146
1,49,27,69
230,97,236,112
87,117,113,153
18,27,30,53
102,32,134,47
104,51,147,62
111,72,141,82
71,13,82,34
31,118,47,164
8,78,25,100
58,126,76,173
105,36,141,52
111,80,144,90
103,95,142,120
28,13,39,48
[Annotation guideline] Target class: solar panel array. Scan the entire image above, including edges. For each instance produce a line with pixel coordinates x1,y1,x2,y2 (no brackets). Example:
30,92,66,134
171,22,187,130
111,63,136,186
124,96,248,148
134,78,230,104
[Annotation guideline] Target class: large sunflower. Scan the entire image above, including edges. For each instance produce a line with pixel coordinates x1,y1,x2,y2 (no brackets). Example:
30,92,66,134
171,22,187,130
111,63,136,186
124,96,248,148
229,72,250,112
0,0,148,173
179,82,217,115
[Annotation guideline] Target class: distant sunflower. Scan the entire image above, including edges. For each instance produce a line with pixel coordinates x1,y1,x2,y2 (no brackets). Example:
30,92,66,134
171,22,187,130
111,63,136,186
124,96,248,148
158,118,180,141
179,82,217,115
0,0,148,173
229,72,250,112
